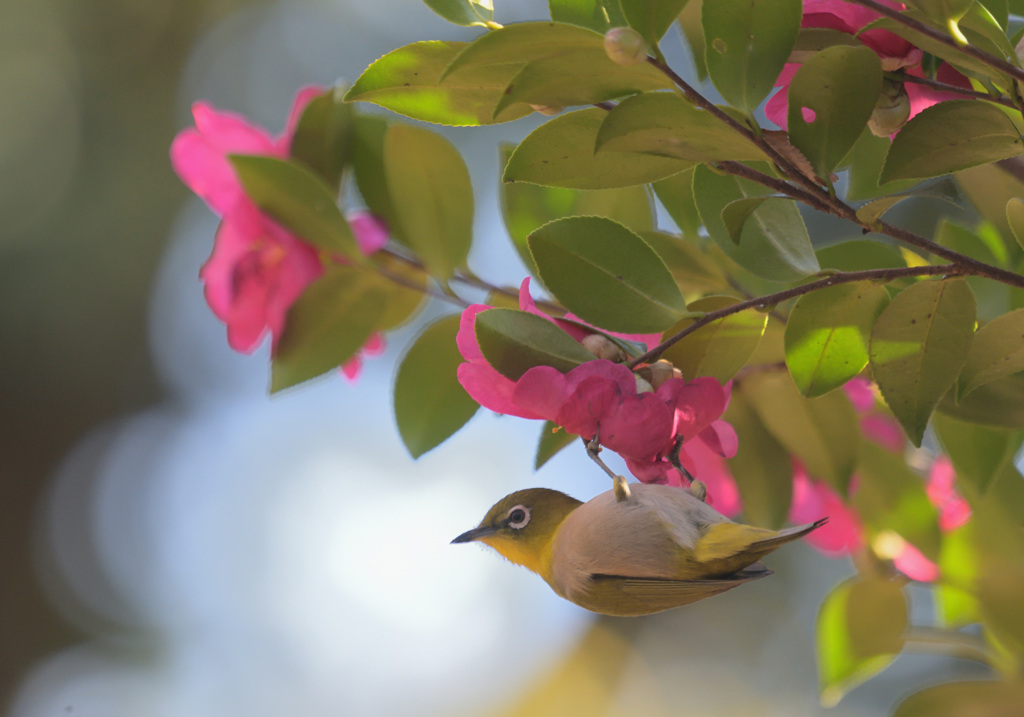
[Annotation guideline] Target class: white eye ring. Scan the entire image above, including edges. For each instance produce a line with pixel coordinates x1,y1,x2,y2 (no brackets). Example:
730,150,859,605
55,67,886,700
506,505,531,530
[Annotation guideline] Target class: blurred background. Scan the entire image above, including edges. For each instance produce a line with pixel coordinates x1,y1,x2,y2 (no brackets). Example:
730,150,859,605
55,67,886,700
0,0,988,715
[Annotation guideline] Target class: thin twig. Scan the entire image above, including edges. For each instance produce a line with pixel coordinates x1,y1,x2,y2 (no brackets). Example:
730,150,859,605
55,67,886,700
846,0,1024,84
900,73,1017,109
627,264,962,367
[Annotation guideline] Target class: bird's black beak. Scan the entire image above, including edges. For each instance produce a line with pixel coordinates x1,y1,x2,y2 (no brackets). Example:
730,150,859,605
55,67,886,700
451,525,497,544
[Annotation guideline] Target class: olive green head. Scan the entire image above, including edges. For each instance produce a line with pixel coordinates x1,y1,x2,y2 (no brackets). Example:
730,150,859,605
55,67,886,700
451,488,583,576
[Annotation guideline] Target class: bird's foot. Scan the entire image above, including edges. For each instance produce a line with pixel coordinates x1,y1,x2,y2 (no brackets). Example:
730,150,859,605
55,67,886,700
689,480,707,502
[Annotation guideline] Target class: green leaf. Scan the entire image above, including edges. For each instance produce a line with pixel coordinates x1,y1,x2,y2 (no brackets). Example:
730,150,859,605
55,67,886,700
499,144,655,275
1005,197,1024,251
725,389,793,529
936,524,981,627
536,421,578,469
957,308,1024,400
787,46,882,180
933,411,1021,498
817,578,907,708
881,101,1024,183
693,164,819,281
422,0,493,26
721,196,771,243
785,282,891,397
351,115,398,234
869,278,977,446
272,267,390,392
229,155,360,259
904,0,974,26
528,216,687,333
619,0,689,48
548,0,627,33
289,85,353,193
702,0,801,114
855,441,942,561
660,295,767,383
939,372,1024,427
639,231,729,294
475,308,597,380
595,92,768,163
676,0,707,80
371,252,429,330
653,168,701,236
443,22,672,114
743,371,860,494
504,108,690,189
344,41,532,126
384,124,473,282
394,314,480,457
967,500,1024,658
816,240,905,272
893,681,1024,717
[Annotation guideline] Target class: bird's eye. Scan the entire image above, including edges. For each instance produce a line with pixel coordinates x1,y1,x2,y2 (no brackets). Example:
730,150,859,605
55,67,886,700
506,505,531,529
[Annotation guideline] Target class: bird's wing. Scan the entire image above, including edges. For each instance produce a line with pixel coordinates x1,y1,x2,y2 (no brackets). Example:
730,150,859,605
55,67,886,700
572,566,771,617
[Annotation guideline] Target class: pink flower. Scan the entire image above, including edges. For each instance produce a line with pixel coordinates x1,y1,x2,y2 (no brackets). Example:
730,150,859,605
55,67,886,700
171,87,323,216
764,0,970,131
789,465,863,555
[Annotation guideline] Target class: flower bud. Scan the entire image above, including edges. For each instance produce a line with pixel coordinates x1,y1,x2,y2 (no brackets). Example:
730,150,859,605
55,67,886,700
604,27,646,67
529,104,564,116
634,374,654,394
868,78,911,138
646,359,681,389
581,333,627,362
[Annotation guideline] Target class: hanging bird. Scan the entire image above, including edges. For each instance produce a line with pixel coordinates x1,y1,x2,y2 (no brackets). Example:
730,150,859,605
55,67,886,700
452,480,826,616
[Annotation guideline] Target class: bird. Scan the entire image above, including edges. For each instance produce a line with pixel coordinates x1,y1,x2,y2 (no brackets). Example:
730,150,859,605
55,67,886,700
452,480,827,616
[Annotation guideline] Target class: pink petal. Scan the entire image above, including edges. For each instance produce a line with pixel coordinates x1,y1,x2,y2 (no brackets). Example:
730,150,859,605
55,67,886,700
905,64,972,119
348,211,390,255
342,356,363,381
861,414,905,453
893,543,939,582
361,333,386,357
657,377,729,440
457,363,541,419
598,392,675,462
790,467,862,556
842,377,875,413
511,366,574,424
698,420,738,458
927,456,971,531
170,131,247,216
686,438,742,517
456,305,491,363
191,102,277,155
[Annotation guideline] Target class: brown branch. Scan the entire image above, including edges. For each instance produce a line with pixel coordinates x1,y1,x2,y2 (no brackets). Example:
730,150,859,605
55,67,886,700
900,73,1017,109
847,0,1024,84
627,264,963,367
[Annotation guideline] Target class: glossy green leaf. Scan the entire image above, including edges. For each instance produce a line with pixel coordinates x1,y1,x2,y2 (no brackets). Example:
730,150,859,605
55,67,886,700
535,421,578,469
702,0,801,114
653,168,701,236
528,216,687,333
932,412,1021,498
504,108,690,188
371,253,429,330
957,308,1024,400
548,0,627,33
351,115,398,235
619,0,689,48
855,441,942,561
968,500,1024,658
936,524,981,627
721,196,772,244
229,155,360,259
1005,197,1024,251
660,295,767,383
443,22,672,112
816,240,905,272
855,178,965,226
939,372,1024,427
785,282,890,397
904,0,973,26
843,126,920,200
693,164,819,281
475,308,597,381
788,46,882,180
893,680,1024,717
499,145,655,275
289,85,353,192
881,101,1024,183
344,41,531,126
742,371,860,494
817,578,907,708
639,231,729,295
422,0,493,26
394,314,480,458
490,51,673,118
272,267,390,392
725,389,793,529
676,0,708,80
869,278,976,446
384,124,473,282
595,92,768,163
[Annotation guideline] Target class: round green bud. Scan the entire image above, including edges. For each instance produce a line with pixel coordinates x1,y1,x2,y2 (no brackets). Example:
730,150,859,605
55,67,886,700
868,78,911,138
604,27,646,67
